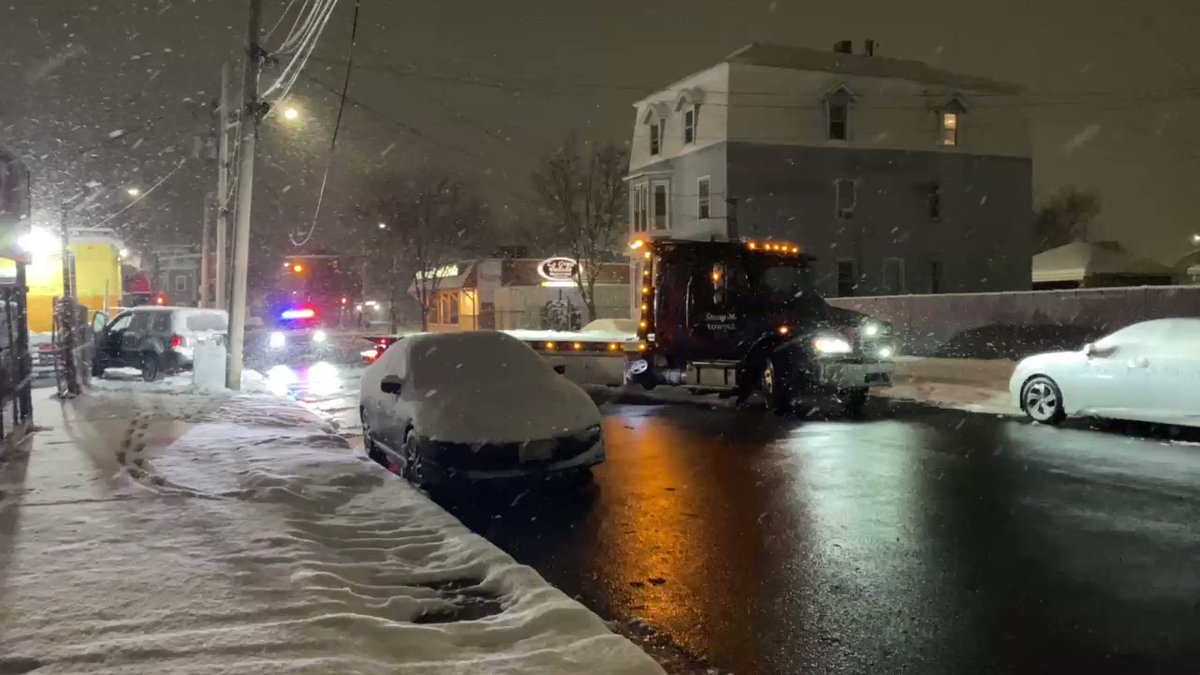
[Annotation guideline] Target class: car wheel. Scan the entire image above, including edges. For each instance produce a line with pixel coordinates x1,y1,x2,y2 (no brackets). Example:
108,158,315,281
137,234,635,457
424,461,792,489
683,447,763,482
401,428,428,488
141,353,161,382
839,388,869,418
1021,375,1066,425
760,355,792,414
362,411,386,466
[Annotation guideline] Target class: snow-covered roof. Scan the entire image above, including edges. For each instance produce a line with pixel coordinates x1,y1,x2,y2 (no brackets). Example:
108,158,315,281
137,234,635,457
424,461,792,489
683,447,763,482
723,42,1023,95
1032,241,1174,283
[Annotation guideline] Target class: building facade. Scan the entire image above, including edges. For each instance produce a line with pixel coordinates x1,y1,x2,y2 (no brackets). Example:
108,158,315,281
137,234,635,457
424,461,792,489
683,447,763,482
627,41,1033,299
411,257,630,332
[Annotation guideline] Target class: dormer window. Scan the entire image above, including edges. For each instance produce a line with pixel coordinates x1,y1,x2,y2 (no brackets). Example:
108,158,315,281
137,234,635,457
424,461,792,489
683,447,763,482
674,88,704,146
941,112,958,146
683,107,697,144
824,85,856,141
643,103,669,156
936,96,967,148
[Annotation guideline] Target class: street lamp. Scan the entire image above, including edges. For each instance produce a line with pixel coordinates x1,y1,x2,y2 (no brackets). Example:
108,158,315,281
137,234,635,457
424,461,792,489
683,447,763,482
126,187,141,197
283,106,300,121
378,222,387,230
1192,233,1200,246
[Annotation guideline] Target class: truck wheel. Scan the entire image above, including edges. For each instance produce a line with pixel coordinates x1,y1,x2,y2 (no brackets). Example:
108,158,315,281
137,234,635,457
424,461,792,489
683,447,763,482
141,353,162,382
839,388,869,418
761,355,792,414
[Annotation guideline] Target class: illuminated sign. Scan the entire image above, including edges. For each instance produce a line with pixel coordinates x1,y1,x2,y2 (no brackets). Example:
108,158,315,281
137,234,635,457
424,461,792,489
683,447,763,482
426,264,460,279
538,257,578,283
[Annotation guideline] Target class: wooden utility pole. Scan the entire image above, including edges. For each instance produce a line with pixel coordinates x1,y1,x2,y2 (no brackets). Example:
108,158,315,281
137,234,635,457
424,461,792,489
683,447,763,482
226,0,262,390
215,63,230,310
57,204,79,397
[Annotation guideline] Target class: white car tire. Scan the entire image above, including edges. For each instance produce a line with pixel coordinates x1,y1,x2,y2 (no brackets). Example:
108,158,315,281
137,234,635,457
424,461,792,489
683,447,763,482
1021,375,1066,425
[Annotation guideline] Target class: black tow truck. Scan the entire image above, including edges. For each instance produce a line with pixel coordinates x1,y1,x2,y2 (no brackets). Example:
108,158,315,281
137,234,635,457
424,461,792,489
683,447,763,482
625,237,894,415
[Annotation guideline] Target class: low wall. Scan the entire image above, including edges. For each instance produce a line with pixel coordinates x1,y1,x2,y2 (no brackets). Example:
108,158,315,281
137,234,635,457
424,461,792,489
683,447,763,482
830,286,1200,359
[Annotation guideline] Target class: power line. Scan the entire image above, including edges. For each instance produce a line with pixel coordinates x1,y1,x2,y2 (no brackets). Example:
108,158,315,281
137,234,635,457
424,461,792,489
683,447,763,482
290,0,359,248
94,157,189,227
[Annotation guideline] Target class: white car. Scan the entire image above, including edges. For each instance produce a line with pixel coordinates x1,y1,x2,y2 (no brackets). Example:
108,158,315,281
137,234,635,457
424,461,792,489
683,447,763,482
1011,318,1200,427
360,331,605,487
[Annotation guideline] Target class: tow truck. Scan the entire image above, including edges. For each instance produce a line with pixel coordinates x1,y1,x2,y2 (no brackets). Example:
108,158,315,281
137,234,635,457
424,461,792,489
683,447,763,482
625,237,894,415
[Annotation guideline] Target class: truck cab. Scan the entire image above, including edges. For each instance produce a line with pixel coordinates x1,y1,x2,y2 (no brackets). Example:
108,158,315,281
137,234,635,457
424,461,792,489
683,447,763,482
628,238,894,414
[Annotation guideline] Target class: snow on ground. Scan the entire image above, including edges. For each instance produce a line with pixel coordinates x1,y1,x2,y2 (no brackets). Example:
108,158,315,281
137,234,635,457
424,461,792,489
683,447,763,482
877,357,1019,416
0,386,661,674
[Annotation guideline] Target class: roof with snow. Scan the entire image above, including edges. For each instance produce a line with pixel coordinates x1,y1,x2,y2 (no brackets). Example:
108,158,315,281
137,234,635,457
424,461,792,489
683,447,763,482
1032,241,1174,283
723,42,1023,95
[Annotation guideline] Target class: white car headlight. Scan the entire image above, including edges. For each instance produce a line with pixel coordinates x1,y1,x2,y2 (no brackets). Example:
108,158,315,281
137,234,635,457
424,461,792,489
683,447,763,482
269,331,286,349
312,329,328,343
878,346,894,359
813,335,853,355
862,321,881,338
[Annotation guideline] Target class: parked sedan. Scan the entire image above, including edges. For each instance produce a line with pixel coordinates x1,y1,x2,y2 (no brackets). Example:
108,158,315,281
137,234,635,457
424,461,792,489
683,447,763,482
1011,318,1200,427
360,331,605,488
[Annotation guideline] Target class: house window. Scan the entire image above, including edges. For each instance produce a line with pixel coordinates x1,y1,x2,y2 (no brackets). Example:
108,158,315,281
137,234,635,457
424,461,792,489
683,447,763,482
828,100,848,140
697,177,710,219
930,260,943,294
883,258,906,295
650,121,661,155
631,184,649,232
684,106,698,144
836,260,857,297
835,178,856,219
941,112,958,147
929,184,942,221
653,183,669,229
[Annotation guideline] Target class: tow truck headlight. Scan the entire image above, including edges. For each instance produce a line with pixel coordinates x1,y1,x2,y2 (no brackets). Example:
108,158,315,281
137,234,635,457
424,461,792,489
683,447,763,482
862,321,882,338
813,335,853,355
878,345,895,359
312,329,328,344
269,331,286,349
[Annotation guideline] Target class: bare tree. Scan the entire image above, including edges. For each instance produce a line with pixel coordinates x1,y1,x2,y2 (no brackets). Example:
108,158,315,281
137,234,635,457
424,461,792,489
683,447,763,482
1034,186,1101,253
363,171,488,331
531,132,628,322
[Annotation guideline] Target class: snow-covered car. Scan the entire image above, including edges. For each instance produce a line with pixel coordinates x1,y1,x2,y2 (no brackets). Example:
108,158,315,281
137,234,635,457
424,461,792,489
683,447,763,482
360,330,605,487
1011,318,1200,427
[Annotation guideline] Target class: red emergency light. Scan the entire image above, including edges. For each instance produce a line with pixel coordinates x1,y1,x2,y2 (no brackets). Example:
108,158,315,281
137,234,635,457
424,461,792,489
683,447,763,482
280,307,316,320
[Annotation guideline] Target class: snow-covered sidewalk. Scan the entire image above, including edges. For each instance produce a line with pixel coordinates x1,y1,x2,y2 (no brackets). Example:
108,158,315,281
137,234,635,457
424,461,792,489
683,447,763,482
0,386,662,674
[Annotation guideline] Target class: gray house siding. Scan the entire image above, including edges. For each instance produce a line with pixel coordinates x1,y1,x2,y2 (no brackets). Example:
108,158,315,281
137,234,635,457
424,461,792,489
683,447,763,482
631,143,728,235
724,142,1032,297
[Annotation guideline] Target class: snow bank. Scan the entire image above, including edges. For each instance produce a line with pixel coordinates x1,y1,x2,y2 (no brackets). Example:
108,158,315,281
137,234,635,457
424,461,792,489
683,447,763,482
0,389,660,675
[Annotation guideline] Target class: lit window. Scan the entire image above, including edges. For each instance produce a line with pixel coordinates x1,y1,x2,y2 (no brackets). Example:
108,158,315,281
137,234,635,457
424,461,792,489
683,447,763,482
684,106,698,144
650,121,661,155
941,112,958,146
828,101,848,140
698,177,710,219
835,178,856,219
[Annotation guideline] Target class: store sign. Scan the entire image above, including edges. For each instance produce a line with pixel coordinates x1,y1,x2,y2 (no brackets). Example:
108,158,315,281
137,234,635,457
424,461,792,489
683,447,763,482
427,264,460,279
538,257,578,282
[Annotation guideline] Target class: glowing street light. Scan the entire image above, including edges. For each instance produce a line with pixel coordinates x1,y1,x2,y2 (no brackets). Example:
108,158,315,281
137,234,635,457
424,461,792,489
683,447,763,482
283,106,300,121
377,222,387,229
1192,233,1200,246
126,187,141,197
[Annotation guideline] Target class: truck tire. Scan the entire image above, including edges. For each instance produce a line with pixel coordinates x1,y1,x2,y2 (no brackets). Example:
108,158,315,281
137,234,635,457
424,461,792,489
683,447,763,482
761,355,793,414
839,388,868,418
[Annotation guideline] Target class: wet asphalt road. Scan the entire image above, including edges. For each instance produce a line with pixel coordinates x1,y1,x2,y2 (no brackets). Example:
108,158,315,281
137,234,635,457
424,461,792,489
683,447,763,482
283,350,1200,675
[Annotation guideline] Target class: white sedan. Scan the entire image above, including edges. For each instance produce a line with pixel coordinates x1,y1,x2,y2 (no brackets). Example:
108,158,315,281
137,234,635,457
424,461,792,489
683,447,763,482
360,331,605,487
1011,318,1200,427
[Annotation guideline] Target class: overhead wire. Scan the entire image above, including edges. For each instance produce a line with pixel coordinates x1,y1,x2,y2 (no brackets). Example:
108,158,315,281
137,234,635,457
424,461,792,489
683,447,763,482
289,0,359,247
264,0,339,103
94,157,189,227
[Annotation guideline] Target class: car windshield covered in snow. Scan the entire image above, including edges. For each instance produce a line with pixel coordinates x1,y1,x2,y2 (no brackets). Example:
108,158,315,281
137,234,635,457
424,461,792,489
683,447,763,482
406,331,551,389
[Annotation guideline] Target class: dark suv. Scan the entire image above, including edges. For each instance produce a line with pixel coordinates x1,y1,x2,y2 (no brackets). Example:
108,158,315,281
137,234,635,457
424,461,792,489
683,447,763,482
95,306,228,381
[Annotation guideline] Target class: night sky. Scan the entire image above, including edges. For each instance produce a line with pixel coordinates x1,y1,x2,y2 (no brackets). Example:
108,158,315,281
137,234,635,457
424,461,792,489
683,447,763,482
2,0,1197,265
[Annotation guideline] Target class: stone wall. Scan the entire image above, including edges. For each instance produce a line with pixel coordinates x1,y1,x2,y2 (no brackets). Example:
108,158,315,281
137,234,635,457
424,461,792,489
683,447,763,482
830,286,1200,359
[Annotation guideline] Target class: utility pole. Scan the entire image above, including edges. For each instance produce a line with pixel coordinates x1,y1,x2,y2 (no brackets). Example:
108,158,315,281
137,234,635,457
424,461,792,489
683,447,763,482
215,63,230,310
226,0,262,390
200,192,213,307
58,204,79,396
